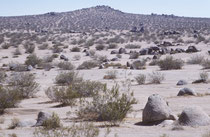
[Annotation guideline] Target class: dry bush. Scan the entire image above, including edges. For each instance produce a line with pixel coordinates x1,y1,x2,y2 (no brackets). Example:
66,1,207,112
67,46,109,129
103,70,117,80
8,72,39,98
1,43,10,49
25,54,42,67
43,55,54,63
125,44,141,49
158,56,184,70
8,118,20,129
51,45,63,53
77,61,98,70
202,59,210,69
135,74,146,85
71,47,81,52
0,71,7,83
42,112,61,130
33,122,99,137
149,59,159,66
46,80,104,106
0,86,21,114
55,71,82,85
38,43,49,50
57,62,75,70
78,85,137,126
108,43,118,49
13,48,21,56
200,71,209,81
95,44,105,51
73,55,81,61
24,43,35,53
187,55,204,64
203,131,210,137
148,71,165,84
132,59,147,70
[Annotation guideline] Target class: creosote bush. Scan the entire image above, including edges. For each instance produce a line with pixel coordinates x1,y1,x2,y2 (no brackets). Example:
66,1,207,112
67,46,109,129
24,44,35,53
46,80,105,106
187,55,204,64
135,74,146,85
25,54,42,67
0,86,21,114
158,56,184,70
103,70,117,80
71,47,81,52
200,71,209,81
77,61,98,70
8,72,39,98
78,85,137,126
42,112,61,130
95,44,105,51
55,71,82,85
33,122,100,137
148,71,165,84
57,62,75,70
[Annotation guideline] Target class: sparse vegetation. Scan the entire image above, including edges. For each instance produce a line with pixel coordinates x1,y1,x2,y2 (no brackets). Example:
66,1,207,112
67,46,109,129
103,70,117,79
25,54,42,67
187,55,204,64
77,60,98,70
135,74,146,85
148,71,165,84
57,62,75,70
42,112,61,130
55,71,82,85
158,56,184,70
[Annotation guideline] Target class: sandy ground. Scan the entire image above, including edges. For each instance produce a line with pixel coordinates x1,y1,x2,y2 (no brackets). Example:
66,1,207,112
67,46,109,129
0,32,209,137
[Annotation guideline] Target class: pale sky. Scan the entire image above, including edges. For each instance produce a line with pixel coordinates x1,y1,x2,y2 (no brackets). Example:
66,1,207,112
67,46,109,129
0,0,210,18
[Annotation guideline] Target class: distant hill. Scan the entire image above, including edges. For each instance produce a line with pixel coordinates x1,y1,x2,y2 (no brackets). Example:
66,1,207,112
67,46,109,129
0,5,210,32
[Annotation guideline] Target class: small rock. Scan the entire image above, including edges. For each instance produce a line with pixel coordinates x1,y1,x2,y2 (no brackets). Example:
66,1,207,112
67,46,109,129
176,80,188,86
177,88,197,96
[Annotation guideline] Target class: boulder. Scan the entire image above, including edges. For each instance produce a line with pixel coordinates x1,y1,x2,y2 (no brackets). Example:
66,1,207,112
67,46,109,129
142,94,177,124
17,120,36,127
34,111,52,127
176,80,188,86
178,106,210,126
177,88,197,96
119,48,126,54
27,65,33,71
110,50,118,54
186,46,199,53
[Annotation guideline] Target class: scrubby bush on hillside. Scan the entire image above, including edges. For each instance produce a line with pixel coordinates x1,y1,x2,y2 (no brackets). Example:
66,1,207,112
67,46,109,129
25,54,42,67
148,71,165,84
77,61,98,70
55,71,82,85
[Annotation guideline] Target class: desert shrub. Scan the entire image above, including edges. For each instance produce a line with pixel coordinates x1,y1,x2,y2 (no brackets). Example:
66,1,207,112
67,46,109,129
52,45,63,53
25,54,42,67
202,59,210,69
24,43,35,53
43,55,54,63
158,56,184,70
0,86,21,114
77,61,98,70
77,85,137,126
13,48,21,55
149,59,159,66
203,131,210,137
46,81,104,106
200,71,209,81
103,70,117,79
129,52,139,59
89,49,96,57
33,122,99,137
38,43,48,50
42,63,52,71
148,71,165,84
8,118,20,129
135,74,146,85
42,112,61,130
0,71,7,83
8,72,39,98
85,39,95,47
71,47,81,52
55,71,82,85
132,59,147,69
57,62,75,70
73,55,81,61
1,43,10,49
94,55,108,63
187,55,204,64
108,44,118,49
125,44,141,49
95,44,105,51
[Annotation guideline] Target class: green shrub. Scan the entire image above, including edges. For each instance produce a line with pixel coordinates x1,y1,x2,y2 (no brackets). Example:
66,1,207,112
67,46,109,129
148,71,165,84
55,71,82,85
8,72,39,98
135,74,146,85
78,85,137,126
158,56,184,70
57,62,75,70
25,54,42,67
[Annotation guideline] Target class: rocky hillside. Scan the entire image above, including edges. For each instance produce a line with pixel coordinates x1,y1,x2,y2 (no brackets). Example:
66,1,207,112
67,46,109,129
1,5,210,33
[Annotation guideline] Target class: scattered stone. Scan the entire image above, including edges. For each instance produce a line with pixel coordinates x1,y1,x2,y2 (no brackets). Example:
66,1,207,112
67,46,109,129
111,50,118,54
176,80,188,86
27,65,33,71
192,79,207,84
142,94,177,124
177,88,197,96
119,48,126,54
178,106,210,126
60,55,68,61
186,46,199,53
